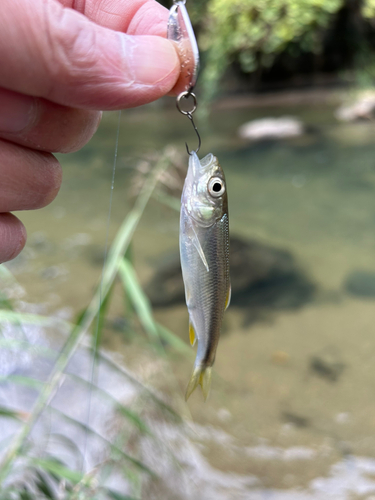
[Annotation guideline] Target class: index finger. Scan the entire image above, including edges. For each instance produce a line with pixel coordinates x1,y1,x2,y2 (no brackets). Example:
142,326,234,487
0,0,180,110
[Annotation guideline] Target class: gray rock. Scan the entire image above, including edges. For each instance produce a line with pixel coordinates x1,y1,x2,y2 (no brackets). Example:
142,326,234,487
335,95,375,121
145,236,315,323
310,350,345,382
238,116,304,141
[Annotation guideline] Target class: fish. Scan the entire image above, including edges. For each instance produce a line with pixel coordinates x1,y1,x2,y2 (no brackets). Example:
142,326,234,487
179,151,230,401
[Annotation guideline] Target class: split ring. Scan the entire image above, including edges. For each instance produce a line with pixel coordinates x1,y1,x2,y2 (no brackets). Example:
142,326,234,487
176,91,197,116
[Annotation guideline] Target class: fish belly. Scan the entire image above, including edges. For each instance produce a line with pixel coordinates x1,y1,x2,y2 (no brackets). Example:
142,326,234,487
180,210,230,368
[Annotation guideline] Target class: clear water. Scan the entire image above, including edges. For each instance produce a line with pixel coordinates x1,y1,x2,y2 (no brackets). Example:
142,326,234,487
6,94,375,497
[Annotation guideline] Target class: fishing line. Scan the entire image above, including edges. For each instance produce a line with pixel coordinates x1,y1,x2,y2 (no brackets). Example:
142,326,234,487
81,110,122,472
81,0,199,471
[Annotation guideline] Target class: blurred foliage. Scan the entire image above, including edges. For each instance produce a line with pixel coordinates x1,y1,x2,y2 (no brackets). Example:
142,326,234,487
166,0,375,102
363,0,375,19
198,0,344,100
0,148,190,499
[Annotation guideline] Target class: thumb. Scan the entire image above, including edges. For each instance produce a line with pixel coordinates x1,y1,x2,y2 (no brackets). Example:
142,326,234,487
0,0,180,110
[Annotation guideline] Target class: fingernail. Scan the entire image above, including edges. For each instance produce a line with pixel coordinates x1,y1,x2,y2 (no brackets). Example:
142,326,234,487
128,36,179,85
0,88,36,133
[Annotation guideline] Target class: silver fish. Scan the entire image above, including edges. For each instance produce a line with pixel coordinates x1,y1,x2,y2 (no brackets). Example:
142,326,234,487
180,151,230,401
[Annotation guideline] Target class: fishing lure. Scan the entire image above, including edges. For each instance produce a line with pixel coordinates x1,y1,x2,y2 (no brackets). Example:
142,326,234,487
168,1,231,401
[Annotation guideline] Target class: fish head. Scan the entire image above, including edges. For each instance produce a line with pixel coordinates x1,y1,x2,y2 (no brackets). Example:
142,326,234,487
182,152,227,226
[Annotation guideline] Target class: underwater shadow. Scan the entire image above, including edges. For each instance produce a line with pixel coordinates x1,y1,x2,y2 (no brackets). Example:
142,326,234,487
145,235,316,327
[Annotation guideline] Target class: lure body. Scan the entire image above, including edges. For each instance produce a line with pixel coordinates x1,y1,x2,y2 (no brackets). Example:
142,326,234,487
180,152,230,401
167,0,199,94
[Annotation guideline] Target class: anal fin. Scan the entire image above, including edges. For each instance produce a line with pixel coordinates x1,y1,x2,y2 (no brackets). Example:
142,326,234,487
189,320,196,346
225,284,231,310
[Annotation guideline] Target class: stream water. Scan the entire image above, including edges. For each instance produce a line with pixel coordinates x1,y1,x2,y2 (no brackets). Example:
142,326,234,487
4,91,375,498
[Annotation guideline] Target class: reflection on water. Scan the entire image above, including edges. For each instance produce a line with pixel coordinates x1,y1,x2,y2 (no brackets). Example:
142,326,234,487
4,93,375,496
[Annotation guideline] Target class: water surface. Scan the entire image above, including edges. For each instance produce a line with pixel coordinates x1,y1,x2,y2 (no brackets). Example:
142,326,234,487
6,94,375,497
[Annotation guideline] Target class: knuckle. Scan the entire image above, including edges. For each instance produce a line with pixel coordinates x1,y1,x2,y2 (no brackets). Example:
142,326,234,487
60,110,102,153
32,153,62,208
43,2,99,86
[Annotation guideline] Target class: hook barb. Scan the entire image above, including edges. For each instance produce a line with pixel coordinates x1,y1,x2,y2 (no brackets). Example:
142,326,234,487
185,112,201,155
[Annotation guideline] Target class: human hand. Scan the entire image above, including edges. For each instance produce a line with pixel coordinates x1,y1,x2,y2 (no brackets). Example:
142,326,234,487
0,0,180,263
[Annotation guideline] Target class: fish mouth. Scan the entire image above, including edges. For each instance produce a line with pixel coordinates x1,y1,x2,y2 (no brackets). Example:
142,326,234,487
200,153,215,167
189,152,216,177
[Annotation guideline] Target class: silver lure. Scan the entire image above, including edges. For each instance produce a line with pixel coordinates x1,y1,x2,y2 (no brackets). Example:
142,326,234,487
180,152,230,401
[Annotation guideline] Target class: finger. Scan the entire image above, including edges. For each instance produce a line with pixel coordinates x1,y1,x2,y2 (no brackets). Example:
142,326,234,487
0,88,102,153
59,0,169,36
0,139,62,212
0,0,180,110
0,213,26,264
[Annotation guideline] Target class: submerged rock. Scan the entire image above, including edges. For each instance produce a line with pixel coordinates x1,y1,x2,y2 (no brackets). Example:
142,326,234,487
145,235,315,323
335,95,375,122
238,116,304,141
310,349,345,382
344,270,375,298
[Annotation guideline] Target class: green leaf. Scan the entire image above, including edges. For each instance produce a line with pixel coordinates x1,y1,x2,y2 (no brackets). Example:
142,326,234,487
33,458,83,483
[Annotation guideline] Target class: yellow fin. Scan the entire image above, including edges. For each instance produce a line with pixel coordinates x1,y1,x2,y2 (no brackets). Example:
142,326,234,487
189,321,196,346
185,366,212,402
225,285,231,310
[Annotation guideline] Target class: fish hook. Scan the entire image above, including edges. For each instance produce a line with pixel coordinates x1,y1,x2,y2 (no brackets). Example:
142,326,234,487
185,112,201,155
176,91,201,155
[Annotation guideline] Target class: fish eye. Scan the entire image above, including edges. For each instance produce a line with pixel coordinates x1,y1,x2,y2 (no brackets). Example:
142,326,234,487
208,177,225,198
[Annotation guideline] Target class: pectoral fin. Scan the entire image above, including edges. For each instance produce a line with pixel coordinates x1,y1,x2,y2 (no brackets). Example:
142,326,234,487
225,285,231,310
191,225,209,272
189,320,196,346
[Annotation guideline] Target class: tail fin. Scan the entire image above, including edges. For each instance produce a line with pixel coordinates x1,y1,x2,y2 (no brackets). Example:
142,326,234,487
185,366,212,402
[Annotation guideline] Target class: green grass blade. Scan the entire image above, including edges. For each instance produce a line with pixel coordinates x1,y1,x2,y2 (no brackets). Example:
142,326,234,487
33,458,83,483
0,375,43,391
0,311,71,330
0,151,171,482
118,259,160,345
0,407,22,420
19,488,35,500
0,339,57,359
0,264,20,285
97,350,182,423
155,323,192,357
152,190,180,212
35,470,57,500
49,407,155,476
